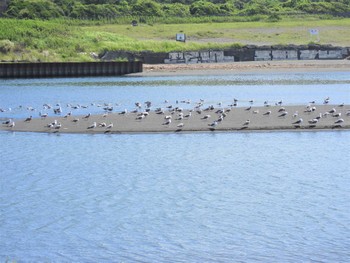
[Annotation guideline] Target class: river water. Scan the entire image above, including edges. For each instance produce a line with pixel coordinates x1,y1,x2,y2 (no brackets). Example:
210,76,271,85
1,71,350,262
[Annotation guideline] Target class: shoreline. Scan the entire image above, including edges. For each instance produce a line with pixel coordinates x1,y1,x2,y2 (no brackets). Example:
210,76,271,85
134,60,350,77
1,104,349,134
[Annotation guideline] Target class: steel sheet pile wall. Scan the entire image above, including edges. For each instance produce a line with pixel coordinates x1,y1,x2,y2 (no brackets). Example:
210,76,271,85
0,61,143,78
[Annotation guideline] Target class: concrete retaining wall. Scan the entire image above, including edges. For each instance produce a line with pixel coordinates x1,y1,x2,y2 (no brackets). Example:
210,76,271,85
99,45,350,64
0,61,143,78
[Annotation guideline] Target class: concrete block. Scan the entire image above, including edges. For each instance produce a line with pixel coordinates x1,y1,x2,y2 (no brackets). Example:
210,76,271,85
255,50,272,61
299,50,319,60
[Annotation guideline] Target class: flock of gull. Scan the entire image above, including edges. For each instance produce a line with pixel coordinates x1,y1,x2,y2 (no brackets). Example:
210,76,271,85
1,96,349,132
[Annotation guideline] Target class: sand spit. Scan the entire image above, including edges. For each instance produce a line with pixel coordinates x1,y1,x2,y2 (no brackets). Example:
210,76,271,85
1,104,349,134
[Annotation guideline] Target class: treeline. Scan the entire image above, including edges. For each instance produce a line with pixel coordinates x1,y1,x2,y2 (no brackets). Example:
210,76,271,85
3,0,350,20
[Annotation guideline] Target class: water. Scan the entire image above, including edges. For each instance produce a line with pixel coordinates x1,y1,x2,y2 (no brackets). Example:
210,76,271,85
1,72,350,262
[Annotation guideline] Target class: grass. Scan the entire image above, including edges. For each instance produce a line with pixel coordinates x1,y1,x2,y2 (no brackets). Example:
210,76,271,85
0,16,349,62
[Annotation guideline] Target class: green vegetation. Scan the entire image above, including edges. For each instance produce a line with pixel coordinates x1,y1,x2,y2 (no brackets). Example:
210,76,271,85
1,15,350,62
3,0,350,20
1,0,349,62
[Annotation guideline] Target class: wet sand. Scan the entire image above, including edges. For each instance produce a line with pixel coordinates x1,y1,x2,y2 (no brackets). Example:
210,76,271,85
1,104,349,134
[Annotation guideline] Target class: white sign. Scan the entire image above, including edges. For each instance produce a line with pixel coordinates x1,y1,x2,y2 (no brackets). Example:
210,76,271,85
309,29,319,35
176,33,186,42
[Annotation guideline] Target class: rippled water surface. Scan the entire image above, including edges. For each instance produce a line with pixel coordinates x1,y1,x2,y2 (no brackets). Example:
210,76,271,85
1,72,350,262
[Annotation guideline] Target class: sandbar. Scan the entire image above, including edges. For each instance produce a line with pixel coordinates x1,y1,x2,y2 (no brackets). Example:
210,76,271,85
1,104,349,134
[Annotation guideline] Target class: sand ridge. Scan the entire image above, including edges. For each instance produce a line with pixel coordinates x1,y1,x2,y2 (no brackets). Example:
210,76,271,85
1,104,349,134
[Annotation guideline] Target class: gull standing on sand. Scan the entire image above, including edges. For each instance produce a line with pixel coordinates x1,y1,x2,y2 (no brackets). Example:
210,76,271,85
8,121,15,128
24,116,32,122
243,119,250,126
2,119,12,125
293,118,303,124
308,119,318,124
87,122,97,129
106,122,113,129
208,121,218,128
263,111,272,116
163,119,171,125
83,113,91,119
278,112,288,117
334,118,344,124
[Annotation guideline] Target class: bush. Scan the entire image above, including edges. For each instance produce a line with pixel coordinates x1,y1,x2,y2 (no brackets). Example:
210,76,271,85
0,40,15,53
190,1,222,16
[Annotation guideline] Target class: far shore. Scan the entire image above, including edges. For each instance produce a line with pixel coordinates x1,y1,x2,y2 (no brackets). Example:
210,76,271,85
134,60,350,77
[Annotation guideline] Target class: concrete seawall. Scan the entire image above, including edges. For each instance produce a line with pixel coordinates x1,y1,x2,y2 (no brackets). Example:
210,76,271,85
101,45,350,64
0,61,143,78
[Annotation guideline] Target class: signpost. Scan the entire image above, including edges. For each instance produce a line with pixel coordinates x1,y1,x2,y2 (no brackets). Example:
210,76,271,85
176,33,186,42
309,29,320,42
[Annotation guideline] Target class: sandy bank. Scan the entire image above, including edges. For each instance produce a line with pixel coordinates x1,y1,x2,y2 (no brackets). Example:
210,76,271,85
1,104,349,134
134,60,350,76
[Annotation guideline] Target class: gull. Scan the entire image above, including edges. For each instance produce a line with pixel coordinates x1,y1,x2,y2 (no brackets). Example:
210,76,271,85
243,119,250,126
217,115,224,122
292,111,298,118
136,115,145,120
119,109,127,115
55,122,62,130
83,113,91,119
277,100,283,105
184,112,192,118
39,112,48,118
338,103,344,107
64,111,72,118
293,118,303,124
323,97,330,104
328,108,336,114
24,116,32,122
201,114,211,120
245,106,251,111
323,112,330,117
2,119,12,125
278,112,288,117
106,122,113,129
8,121,15,128
278,107,286,112
253,110,259,114
164,115,172,120
315,113,322,120
263,111,271,116
163,119,171,125
308,119,318,124
332,112,341,118
98,122,107,127
208,121,218,127
177,123,184,128
72,118,79,123
334,118,344,124
87,122,97,129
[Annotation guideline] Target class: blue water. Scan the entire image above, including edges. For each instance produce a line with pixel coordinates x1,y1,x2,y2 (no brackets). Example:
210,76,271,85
1,72,350,262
